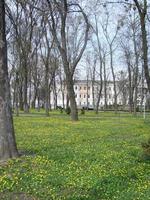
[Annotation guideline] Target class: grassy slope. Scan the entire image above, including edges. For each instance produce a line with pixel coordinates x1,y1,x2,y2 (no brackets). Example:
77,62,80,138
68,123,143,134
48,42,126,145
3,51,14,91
0,111,150,200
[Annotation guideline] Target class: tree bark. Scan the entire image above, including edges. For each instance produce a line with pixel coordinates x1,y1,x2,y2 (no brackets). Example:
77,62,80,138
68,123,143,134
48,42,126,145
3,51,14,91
140,15,150,93
23,62,29,113
133,23,139,116
45,64,49,116
133,0,150,93
95,60,103,114
110,46,117,113
66,74,78,121
128,64,133,113
0,0,18,160
15,72,19,116
19,85,24,110
103,58,107,110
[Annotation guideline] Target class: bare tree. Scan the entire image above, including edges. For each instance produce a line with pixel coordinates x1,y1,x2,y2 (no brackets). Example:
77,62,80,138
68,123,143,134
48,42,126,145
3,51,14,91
101,10,120,113
120,9,142,113
46,0,90,121
0,0,18,160
92,15,105,114
133,0,150,93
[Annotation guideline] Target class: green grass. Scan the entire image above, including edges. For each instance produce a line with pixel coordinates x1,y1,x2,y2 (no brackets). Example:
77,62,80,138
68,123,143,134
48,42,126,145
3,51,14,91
0,111,150,200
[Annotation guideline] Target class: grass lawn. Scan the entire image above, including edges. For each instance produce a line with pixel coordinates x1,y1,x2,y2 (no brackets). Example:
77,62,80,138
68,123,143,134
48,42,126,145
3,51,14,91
0,111,150,200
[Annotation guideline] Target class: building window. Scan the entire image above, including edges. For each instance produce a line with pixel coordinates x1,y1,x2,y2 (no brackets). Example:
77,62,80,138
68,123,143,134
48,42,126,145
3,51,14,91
84,87,86,90
84,95,86,98
109,94,111,99
75,86,77,90
88,95,90,98
88,87,90,90
109,87,111,91
80,94,82,98
80,87,82,90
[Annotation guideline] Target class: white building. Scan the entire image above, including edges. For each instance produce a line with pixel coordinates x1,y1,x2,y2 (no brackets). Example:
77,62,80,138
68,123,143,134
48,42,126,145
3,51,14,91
50,80,127,109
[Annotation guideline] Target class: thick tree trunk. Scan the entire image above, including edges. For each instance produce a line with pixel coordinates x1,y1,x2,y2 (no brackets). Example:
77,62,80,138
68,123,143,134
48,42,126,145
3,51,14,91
66,80,78,121
0,0,18,160
63,59,78,120
133,0,150,93
66,94,69,109
62,92,65,109
140,15,150,93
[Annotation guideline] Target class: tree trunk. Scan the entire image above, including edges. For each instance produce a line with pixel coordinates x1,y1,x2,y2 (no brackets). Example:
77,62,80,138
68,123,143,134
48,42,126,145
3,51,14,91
86,76,89,111
23,63,29,113
62,92,65,109
65,94,69,109
110,46,117,113
65,70,78,121
15,72,19,116
140,67,145,112
133,25,139,116
45,64,49,116
12,84,16,110
0,0,18,160
103,59,107,110
37,91,40,112
95,60,103,114
67,80,78,121
128,65,133,113
19,85,24,111
91,66,96,110
53,77,57,109
140,14,150,93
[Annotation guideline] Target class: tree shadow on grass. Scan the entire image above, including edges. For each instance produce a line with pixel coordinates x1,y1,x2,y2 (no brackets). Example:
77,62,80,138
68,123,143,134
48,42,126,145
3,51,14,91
0,192,38,200
18,149,37,157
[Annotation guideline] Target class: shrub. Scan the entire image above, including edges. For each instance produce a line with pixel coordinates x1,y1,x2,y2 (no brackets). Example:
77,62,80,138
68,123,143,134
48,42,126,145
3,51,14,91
141,138,150,161
60,107,63,113
81,107,85,115
65,107,71,115
136,106,140,112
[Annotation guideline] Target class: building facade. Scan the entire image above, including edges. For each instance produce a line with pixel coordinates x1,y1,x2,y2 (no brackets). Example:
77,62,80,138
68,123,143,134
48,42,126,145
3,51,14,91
50,80,139,109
